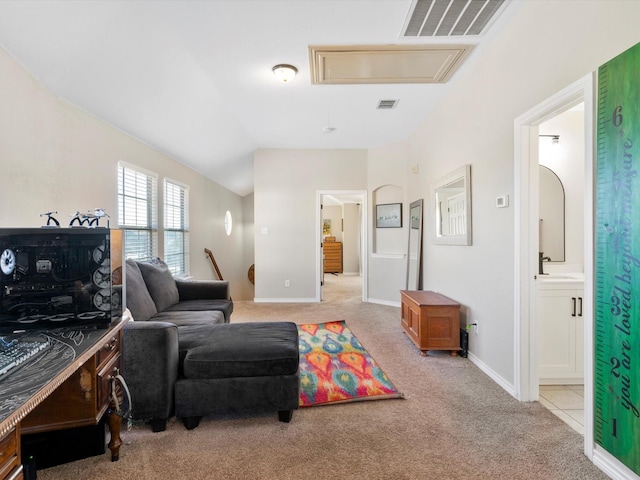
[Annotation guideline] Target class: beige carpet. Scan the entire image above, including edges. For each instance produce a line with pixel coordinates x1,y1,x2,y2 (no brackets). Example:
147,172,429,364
38,274,607,479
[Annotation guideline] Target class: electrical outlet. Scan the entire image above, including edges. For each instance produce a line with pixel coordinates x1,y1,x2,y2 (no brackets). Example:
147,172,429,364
284,280,290,288
474,322,479,335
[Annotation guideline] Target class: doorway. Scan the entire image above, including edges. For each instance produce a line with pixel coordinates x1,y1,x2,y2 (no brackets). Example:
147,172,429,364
513,74,594,459
316,191,367,303
537,104,586,435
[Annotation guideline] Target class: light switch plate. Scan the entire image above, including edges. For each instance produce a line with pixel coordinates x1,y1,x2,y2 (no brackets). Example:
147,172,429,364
496,195,509,208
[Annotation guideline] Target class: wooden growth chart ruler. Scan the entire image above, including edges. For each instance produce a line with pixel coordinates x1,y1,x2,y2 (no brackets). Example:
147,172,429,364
594,41,640,475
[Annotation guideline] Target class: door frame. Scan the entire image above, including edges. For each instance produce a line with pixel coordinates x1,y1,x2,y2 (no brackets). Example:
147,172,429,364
513,73,594,458
316,190,368,302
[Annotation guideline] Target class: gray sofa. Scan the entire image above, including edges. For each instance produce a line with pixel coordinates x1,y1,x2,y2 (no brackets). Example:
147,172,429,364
122,258,299,432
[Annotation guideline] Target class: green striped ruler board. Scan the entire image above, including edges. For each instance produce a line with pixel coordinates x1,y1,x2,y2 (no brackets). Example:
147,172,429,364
595,41,640,475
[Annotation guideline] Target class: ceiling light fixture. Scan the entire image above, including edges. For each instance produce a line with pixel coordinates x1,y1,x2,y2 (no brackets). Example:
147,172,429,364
272,64,298,83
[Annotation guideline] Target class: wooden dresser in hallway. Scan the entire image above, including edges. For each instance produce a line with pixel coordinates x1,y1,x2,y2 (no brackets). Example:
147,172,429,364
323,240,343,273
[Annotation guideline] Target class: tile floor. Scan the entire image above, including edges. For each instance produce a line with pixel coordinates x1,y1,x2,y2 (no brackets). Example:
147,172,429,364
539,385,584,435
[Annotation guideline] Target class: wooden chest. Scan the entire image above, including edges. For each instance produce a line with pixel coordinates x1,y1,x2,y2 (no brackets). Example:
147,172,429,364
400,290,461,356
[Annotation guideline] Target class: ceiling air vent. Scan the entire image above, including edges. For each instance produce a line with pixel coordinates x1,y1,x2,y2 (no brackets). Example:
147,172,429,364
377,100,399,110
403,0,506,37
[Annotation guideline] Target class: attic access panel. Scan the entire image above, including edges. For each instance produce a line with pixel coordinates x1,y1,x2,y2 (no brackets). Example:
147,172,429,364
309,44,473,85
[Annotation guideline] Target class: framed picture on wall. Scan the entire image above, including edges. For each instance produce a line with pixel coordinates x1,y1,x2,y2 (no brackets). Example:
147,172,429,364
323,219,331,235
376,203,402,228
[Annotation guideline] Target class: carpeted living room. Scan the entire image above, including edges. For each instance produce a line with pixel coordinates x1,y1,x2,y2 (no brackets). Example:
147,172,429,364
37,275,606,480
2,2,640,479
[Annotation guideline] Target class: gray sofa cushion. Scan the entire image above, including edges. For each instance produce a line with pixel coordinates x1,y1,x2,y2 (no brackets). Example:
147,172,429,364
176,324,220,370
183,322,299,379
152,310,225,327
137,258,179,312
164,299,233,323
125,259,158,321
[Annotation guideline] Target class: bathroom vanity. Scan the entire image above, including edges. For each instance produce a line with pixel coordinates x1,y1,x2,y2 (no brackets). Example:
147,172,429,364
538,274,584,384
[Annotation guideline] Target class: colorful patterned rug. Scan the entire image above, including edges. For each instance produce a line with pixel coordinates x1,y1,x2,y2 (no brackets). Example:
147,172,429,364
298,320,403,407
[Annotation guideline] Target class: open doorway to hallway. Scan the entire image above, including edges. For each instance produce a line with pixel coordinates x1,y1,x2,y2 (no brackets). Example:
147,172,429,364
322,273,362,304
319,191,366,303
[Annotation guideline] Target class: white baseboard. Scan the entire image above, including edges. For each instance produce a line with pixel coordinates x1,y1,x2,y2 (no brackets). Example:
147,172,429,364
368,297,401,308
467,351,517,398
253,297,317,303
593,446,640,480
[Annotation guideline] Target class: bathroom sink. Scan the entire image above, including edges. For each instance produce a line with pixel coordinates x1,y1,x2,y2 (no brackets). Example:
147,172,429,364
539,273,584,282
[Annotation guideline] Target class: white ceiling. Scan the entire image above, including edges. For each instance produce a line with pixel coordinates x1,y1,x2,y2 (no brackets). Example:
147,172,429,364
0,0,519,196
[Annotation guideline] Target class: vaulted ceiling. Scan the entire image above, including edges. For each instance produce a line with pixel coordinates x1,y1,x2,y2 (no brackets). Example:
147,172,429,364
0,0,519,196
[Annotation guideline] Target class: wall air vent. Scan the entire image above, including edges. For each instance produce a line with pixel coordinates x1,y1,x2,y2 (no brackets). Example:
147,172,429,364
377,100,399,110
403,0,506,37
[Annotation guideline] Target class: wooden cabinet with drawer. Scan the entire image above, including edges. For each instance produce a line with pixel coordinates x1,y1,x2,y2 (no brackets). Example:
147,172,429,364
323,241,343,273
0,318,127,479
0,427,21,480
21,331,122,434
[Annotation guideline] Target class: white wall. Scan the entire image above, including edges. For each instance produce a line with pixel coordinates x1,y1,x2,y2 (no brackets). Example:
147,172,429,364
240,193,256,300
253,149,367,301
322,205,342,241
368,141,409,304
0,45,250,299
343,203,361,275
385,0,640,386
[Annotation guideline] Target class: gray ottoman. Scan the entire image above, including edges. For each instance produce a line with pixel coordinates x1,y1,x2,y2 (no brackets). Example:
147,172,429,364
174,322,300,429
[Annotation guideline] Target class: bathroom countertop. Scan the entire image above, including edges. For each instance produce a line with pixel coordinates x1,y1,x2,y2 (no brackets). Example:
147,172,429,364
538,272,584,288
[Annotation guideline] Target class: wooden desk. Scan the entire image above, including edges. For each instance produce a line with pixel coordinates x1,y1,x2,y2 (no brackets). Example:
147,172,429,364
400,290,461,356
0,316,128,479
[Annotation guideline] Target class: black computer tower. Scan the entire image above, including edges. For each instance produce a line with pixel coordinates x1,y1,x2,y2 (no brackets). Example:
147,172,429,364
0,228,122,332
21,417,107,474
459,328,469,358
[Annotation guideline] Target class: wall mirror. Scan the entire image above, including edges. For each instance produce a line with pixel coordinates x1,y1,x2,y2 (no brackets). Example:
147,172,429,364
406,199,423,290
433,164,472,245
539,165,565,261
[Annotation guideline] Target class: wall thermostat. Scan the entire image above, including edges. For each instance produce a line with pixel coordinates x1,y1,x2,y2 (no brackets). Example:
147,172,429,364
496,195,509,208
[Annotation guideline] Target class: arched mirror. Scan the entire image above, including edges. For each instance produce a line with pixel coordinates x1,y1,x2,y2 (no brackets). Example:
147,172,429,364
406,199,423,290
539,165,565,261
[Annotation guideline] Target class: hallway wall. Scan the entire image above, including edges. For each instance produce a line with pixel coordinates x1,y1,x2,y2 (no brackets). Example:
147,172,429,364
385,1,640,386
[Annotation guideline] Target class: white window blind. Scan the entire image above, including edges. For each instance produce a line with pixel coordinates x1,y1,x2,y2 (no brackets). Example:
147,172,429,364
117,163,158,261
164,179,189,276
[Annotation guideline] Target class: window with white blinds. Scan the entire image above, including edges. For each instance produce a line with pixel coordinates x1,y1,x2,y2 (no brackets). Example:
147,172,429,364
164,179,189,276
117,163,158,262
